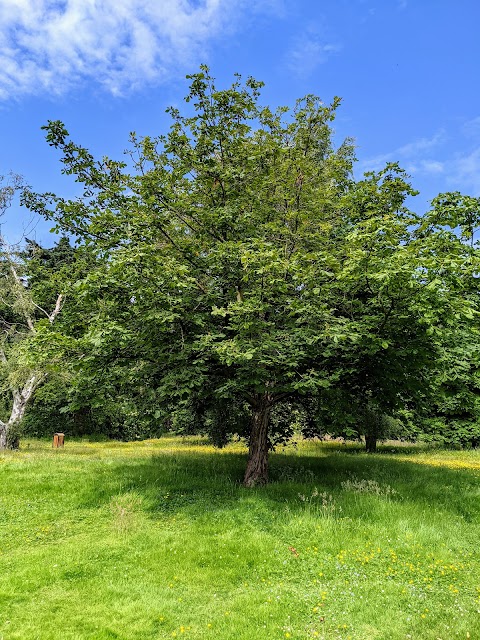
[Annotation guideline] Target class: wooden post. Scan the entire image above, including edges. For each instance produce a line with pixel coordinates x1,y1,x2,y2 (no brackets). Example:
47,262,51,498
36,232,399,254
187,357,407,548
53,433,65,448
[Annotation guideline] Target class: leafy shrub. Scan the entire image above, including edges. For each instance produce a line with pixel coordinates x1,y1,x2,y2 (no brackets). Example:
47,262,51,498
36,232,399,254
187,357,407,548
420,417,480,448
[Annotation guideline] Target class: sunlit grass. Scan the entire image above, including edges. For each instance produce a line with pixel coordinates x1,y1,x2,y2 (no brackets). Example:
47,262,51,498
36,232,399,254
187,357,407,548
0,436,479,639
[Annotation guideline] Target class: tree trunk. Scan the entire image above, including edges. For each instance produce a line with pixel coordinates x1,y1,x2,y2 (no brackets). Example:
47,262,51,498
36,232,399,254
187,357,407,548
0,375,38,450
243,397,271,487
0,422,6,449
365,434,377,453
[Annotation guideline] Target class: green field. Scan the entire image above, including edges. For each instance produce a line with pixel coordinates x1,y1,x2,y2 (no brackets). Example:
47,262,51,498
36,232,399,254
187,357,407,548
0,438,479,639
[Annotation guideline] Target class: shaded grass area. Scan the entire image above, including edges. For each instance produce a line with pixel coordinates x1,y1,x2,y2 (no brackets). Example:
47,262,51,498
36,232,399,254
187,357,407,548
0,437,479,639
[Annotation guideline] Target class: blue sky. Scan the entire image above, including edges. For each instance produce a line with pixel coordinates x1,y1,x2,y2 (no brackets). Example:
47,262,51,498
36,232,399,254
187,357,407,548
1,0,479,245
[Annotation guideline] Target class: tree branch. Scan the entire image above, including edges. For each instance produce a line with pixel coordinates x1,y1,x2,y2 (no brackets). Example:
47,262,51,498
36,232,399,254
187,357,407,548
48,294,64,324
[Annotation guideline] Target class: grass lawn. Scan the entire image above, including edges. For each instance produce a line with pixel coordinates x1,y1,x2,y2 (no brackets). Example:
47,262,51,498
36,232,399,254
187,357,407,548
0,437,479,639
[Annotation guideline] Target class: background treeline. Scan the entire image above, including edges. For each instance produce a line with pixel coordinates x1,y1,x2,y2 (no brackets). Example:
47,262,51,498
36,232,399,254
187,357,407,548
19,359,480,450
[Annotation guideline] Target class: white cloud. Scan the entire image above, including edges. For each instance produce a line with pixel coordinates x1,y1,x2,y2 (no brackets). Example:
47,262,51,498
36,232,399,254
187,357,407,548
0,0,273,99
286,29,342,79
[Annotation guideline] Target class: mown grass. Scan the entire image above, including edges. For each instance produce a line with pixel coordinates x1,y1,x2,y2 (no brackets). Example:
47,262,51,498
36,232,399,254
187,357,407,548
0,437,479,639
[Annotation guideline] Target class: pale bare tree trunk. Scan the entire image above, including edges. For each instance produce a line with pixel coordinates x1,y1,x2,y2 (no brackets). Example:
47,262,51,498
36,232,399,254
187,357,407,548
0,375,39,450
0,421,6,449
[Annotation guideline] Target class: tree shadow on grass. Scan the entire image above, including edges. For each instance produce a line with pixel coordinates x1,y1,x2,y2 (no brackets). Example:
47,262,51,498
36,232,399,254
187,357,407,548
76,443,480,526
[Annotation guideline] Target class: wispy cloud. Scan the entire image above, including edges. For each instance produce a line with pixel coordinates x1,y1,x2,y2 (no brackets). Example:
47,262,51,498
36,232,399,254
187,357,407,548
462,116,480,140
360,130,446,174
360,124,480,195
447,115,480,194
448,147,480,195
0,0,274,100
419,160,444,174
285,27,342,79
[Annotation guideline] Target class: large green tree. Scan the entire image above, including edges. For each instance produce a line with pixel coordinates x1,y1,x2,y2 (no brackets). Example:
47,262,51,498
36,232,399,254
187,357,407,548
24,69,476,483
